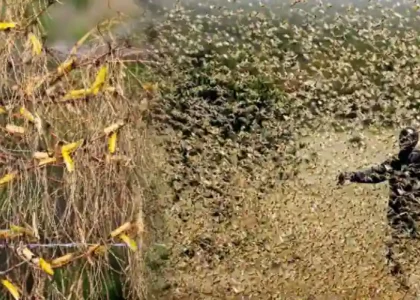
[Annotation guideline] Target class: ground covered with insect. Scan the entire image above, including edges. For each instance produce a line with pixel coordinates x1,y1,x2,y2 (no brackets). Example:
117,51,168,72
4,0,420,299
138,1,420,299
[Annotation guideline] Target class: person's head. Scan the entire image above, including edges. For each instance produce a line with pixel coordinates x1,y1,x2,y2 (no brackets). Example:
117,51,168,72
399,127,419,151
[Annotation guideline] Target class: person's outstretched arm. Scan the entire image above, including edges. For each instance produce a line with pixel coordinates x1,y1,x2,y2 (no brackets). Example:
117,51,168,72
338,156,401,185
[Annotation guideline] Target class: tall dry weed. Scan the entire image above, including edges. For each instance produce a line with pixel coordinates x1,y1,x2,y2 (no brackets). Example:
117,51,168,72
0,1,150,299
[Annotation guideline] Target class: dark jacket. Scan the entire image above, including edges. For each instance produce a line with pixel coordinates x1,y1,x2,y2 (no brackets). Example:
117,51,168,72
350,148,420,182
349,148,420,236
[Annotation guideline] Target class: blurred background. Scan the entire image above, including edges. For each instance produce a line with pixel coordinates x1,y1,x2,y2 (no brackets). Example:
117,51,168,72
46,0,142,42
47,0,409,44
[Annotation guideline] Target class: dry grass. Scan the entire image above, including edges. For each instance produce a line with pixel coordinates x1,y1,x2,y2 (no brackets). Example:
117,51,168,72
0,1,151,299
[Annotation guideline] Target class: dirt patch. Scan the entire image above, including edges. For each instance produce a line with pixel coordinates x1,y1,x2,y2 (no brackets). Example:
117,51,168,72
150,125,420,299
277,130,402,298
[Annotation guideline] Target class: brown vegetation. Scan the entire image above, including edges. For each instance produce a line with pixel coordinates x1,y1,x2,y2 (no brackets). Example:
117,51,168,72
0,1,148,299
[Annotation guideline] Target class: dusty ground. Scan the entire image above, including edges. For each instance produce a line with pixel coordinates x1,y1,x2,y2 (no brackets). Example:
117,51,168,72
148,127,420,299
278,129,400,298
